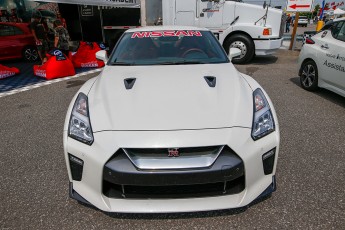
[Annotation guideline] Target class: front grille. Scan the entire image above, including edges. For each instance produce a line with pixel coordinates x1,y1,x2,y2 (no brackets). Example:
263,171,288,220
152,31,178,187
103,145,245,199
124,146,222,158
103,176,245,199
123,146,223,170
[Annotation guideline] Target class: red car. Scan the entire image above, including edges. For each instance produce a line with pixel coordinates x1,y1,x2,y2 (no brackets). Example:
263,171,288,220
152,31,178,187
0,22,39,61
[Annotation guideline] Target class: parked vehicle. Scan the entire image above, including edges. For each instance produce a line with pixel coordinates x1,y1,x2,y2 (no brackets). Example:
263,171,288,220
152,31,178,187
298,18,345,97
54,0,284,64
0,22,38,61
298,16,308,27
301,18,345,44
321,18,345,31
64,26,280,213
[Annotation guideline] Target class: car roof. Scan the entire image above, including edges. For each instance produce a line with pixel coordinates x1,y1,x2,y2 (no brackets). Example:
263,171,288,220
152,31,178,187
333,17,345,22
126,26,209,33
323,17,345,26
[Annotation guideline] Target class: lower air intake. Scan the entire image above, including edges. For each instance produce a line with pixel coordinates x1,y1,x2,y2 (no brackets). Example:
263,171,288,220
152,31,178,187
103,176,245,199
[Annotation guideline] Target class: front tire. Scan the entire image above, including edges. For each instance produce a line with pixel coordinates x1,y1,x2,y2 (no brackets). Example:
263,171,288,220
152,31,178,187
300,60,318,91
22,46,39,62
223,34,255,64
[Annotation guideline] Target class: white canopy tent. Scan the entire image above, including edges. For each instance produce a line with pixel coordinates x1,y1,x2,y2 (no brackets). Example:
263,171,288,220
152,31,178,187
333,8,345,15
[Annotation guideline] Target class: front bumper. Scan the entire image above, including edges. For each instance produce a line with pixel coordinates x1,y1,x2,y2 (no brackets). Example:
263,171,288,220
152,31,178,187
103,146,245,199
69,176,277,210
254,38,283,56
64,127,279,213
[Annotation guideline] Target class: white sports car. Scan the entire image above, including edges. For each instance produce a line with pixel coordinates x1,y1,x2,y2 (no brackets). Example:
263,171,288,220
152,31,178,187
63,26,280,213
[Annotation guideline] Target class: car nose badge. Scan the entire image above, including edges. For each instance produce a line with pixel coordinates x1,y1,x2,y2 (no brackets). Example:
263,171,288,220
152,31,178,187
168,148,179,157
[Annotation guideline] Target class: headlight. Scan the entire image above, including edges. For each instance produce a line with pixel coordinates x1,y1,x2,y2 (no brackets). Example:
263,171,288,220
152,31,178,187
251,88,275,140
68,93,94,145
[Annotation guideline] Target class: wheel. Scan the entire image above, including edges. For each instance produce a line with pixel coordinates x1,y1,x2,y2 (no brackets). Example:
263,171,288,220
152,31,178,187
300,60,318,91
181,48,207,58
22,46,39,62
223,34,255,64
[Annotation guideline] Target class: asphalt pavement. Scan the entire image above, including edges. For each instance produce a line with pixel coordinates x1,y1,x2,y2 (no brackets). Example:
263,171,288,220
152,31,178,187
0,49,344,229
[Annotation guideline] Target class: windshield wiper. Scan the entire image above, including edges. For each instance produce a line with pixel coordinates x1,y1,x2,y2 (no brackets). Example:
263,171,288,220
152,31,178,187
159,61,206,65
110,62,134,66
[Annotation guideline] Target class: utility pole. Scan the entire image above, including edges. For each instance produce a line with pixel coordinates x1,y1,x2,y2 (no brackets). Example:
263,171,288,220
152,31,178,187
289,12,299,50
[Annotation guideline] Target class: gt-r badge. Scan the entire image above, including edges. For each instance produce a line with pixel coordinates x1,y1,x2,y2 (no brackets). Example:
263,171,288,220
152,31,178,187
168,148,179,157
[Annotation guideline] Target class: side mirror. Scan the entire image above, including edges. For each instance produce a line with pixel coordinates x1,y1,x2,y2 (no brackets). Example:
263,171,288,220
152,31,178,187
229,48,241,61
96,50,108,63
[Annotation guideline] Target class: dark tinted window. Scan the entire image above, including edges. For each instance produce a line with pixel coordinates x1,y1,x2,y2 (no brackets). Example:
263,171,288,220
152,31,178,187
109,30,229,66
322,20,335,31
13,26,23,35
0,24,24,36
332,21,345,42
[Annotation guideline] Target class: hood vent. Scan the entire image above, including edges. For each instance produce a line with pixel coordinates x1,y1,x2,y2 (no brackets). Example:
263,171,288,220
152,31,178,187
204,76,216,88
124,78,136,90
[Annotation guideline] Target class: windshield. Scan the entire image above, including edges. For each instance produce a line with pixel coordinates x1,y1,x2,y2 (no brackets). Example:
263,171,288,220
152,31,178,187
322,20,334,31
109,30,229,65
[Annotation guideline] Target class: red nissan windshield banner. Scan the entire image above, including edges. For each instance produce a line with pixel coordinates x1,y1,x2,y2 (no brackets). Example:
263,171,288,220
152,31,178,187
131,31,203,38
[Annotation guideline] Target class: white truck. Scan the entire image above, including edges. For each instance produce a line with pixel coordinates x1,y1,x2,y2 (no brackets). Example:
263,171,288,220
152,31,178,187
36,0,284,64
162,0,284,63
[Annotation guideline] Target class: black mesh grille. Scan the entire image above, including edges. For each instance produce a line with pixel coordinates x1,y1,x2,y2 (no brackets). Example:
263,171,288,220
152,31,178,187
103,176,245,199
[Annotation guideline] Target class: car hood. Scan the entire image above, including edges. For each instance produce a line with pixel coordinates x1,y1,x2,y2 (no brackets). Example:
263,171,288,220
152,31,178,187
88,63,253,132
